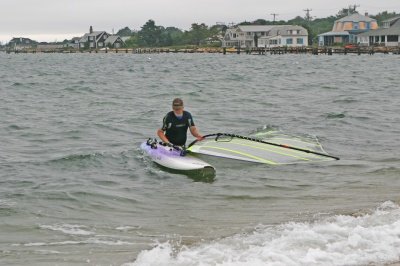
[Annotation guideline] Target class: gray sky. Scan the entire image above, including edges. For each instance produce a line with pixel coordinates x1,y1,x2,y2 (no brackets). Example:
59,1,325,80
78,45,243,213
1,0,399,43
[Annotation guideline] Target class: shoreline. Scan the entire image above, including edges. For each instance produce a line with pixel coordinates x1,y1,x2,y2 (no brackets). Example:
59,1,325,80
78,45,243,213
2,46,400,55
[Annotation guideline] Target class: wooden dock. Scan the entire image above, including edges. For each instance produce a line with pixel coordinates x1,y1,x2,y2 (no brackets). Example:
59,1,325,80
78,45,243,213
5,47,222,54
4,46,400,55
231,46,400,55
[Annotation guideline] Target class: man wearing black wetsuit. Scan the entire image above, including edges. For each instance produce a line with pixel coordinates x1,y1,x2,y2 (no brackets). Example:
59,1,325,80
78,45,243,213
157,98,203,146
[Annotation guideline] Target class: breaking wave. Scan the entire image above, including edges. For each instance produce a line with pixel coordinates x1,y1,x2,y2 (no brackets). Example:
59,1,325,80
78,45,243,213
127,201,400,266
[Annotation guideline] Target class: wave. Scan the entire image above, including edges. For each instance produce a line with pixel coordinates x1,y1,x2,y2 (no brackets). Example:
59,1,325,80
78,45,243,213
63,86,94,93
332,98,358,104
367,166,400,177
326,112,346,119
127,201,400,266
48,152,105,164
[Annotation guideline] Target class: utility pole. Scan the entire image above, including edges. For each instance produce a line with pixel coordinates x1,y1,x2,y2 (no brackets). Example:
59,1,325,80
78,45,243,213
271,13,279,24
304,8,313,23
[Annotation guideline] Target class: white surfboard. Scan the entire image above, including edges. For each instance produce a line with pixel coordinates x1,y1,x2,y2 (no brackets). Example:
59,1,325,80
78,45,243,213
140,140,215,171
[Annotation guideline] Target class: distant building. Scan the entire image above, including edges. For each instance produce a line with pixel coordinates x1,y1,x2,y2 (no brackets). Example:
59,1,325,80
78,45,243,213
222,25,308,48
318,13,378,46
204,35,223,45
79,26,111,49
64,37,81,49
79,26,125,49
104,35,125,48
358,16,400,47
7,37,37,49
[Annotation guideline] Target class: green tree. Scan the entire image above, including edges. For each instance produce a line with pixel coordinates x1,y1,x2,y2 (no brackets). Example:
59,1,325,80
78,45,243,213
209,24,227,35
138,20,163,47
165,27,184,45
185,23,209,45
125,35,139,48
117,27,133,36
372,11,400,25
336,7,356,18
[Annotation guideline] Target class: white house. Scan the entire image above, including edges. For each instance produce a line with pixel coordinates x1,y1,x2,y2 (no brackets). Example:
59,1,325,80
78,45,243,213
358,16,400,47
222,25,308,48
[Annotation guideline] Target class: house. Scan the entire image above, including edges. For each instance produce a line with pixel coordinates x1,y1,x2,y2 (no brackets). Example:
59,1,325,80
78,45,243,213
7,37,37,49
79,26,126,49
79,26,111,49
222,25,308,48
318,13,378,46
358,16,400,47
204,35,223,45
258,25,308,48
65,37,81,49
104,35,125,48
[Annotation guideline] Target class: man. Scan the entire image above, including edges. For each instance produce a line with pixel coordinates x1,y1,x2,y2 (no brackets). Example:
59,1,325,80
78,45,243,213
157,98,203,146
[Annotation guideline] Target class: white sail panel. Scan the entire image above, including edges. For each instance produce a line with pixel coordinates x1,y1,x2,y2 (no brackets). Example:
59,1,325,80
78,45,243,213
187,134,336,165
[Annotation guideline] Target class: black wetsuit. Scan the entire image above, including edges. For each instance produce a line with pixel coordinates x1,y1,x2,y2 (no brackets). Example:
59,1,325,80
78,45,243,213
161,111,195,146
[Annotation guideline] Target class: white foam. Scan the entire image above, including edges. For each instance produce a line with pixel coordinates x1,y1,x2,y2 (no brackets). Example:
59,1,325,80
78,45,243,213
126,201,400,266
116,226,141,231
40,224,95,236
0,199,16,208
17,238,134,247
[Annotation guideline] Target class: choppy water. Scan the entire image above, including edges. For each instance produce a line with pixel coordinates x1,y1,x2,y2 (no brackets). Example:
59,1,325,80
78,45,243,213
0,52,400,266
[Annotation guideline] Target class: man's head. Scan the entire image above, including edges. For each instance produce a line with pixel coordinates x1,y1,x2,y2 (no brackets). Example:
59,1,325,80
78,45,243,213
172,98,184,112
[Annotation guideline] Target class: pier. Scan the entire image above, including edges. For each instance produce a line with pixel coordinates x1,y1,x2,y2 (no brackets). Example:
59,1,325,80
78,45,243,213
4,46,400,55
230,46,399,55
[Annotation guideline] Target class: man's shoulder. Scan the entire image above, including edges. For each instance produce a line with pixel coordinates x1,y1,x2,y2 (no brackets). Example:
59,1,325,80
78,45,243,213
183,111,192,117
164,111,174,118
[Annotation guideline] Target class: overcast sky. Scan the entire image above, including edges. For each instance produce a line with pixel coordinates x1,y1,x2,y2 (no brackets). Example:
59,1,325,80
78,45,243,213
0,0,399,43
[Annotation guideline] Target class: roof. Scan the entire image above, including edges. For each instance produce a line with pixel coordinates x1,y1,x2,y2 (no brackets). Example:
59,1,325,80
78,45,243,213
79,31,108,42
237,25,276,32
10,37,36,42
87,31,106,37
336,13,376,23
105,35,123,44
382,16,400,24
234,25,307,36
269,25,308,36
318,31,350,37
358,18,400,36
79,33,90,41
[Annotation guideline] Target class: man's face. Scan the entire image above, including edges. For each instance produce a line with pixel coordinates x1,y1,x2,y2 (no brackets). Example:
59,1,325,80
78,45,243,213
173,106,184,115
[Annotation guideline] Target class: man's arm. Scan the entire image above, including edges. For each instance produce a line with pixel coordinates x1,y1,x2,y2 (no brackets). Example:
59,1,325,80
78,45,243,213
189,126,203,141
157,129,170,143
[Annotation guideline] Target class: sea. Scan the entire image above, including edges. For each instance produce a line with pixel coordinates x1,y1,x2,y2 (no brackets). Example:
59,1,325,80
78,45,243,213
0,51,399,266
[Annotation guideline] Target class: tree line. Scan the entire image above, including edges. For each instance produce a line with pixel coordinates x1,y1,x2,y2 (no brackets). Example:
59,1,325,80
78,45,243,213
118,20,226,48
118,9,399,47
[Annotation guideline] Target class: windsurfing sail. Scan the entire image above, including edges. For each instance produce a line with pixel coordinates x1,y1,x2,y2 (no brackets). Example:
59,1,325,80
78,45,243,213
187,133,339,165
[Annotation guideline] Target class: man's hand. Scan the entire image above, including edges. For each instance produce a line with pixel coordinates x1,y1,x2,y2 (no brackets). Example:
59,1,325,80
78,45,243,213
172,144,183,151
196,135,205,141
